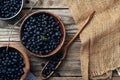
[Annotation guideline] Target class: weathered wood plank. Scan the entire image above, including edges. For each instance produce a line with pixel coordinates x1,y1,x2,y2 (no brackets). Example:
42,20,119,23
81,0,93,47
0,9,78,42
31,61,80,71
0,42,119,77
0,41,81,60
112,77,120,80
0,29,79,42
21,9,75,25
39,77,120,80
38,77,82,80
0,41,81,77
31,64,81,77
56,71,120,78
23,0,67,8
38,77,120,80
0,9,75,26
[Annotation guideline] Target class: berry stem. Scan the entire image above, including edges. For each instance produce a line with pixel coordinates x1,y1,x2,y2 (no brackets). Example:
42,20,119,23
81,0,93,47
40,35,47,41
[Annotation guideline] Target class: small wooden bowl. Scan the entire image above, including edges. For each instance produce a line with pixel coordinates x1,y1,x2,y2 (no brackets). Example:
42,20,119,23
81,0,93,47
20,11,66,57
0,44,30,80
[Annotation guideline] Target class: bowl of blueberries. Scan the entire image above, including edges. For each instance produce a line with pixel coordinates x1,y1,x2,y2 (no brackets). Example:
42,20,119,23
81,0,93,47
0,0,23,20
20,11,66,57
0,44,30,80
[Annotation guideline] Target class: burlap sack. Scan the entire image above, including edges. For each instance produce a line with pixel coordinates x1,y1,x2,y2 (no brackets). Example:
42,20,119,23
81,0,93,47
64,0,120,80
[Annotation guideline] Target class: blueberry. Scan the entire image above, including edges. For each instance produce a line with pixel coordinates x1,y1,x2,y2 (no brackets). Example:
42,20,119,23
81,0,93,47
41,63,45,68
55,32,59,36
54,72,61,77
43,74,47,78
15,68,19,71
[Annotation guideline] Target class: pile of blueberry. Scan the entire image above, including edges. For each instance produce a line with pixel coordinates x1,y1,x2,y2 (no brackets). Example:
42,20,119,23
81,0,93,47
0,47,25,80
42,51,63,78
21,12,62,55
0,0,22,18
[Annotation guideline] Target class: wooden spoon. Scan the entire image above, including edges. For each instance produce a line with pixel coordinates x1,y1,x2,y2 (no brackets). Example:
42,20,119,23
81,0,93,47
40,10,95,80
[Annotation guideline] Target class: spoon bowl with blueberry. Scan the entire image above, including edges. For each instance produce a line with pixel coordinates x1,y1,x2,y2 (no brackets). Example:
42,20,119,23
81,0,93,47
20,11,66,57
0,0,23,20
0,44,30,80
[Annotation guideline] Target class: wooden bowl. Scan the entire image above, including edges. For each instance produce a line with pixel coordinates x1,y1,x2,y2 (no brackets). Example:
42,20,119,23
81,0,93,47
0,44,30,80
20,11,66,57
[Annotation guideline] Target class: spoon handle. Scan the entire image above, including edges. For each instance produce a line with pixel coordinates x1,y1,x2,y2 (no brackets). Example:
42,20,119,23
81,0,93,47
64,11,95,49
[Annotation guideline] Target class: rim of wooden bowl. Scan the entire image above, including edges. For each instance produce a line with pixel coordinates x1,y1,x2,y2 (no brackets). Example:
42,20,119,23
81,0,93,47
0,0,23,20
0,44,30,80
20,11,66,58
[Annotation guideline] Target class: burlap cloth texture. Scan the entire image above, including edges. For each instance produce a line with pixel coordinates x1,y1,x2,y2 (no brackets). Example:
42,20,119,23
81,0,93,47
64,0,120,80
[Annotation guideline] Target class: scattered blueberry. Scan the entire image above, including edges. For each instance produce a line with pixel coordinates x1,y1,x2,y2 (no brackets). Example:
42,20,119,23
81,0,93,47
41,63,45,68
54,72,61,77
21,12,62,55
0,0,22,19
0,47,25,80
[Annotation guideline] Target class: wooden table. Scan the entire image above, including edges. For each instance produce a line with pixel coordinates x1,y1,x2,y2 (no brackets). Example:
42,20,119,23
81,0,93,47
0,0,119,80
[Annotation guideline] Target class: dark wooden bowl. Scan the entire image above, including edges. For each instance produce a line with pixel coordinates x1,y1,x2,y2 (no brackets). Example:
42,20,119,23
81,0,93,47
20,11,66,57
0,44,30,80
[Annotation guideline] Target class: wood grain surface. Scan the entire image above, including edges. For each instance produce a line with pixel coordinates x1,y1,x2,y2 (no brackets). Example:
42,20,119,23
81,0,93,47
0,0,119,80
